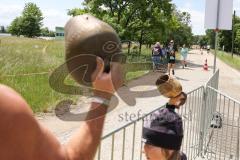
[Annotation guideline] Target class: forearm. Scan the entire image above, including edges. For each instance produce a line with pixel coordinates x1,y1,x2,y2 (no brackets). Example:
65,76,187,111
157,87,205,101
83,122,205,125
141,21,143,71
65,59,122,160
65,102,108,160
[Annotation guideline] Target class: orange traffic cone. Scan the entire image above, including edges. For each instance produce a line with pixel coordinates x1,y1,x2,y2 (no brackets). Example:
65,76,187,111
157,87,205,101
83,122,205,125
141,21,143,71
203,59,208,71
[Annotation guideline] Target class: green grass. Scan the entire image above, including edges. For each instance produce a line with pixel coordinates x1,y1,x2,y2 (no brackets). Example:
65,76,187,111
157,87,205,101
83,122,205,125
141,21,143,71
0,37,149,112
0,37,77,112
123,45,152,63
215,50,240,70
126,70,149,81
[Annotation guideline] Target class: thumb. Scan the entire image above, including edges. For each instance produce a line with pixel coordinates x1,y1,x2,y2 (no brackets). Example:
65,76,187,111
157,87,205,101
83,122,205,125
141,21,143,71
91,57,104,81
110,62,124,88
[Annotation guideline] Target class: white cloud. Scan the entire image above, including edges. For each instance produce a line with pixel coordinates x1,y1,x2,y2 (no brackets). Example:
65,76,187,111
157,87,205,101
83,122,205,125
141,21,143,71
191,11,205,35
42,9,71,30
233,0,240,16
0,4,23,26
233,0,240,11
0,4,71,31
179,7,205,35
2,0,238,33
173,0,240,35
184,1,192,9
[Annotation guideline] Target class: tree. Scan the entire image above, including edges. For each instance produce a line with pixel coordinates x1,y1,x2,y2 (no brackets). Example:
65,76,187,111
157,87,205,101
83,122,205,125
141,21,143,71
40,27,55,37
166,6,193,47
68,0,172,37
206,15,240,53
8,17,22,36
8,2,43,37
68,0,174,53
199,35,208,47
234,24,240,53
67,8,87,16
21,3,43,37
41,27,49,36
0,26,6,33
68,0,193,53
218,30,232,51
48,31,55,37
206,29,215,48
193,35,201,45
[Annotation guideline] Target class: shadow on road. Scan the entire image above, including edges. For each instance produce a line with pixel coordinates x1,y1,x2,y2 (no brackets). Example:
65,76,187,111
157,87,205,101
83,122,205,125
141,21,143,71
175,76,190,81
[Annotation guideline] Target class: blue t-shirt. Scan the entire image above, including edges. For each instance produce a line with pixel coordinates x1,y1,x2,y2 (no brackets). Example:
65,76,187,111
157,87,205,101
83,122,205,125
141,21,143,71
180,48,188,58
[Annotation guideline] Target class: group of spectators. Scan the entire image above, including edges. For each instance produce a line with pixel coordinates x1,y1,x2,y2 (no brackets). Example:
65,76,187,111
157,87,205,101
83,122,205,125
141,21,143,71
151,40,189,75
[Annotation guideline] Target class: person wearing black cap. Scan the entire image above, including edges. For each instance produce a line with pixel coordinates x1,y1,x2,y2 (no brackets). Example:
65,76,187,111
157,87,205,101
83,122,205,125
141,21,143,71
142,75,187,160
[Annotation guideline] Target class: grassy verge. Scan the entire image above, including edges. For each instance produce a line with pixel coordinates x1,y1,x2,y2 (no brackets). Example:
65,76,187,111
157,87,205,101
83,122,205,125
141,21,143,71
123,45,152,63
0,37,75,112
215,50,240,70
126,70,149,81
0,37,149,112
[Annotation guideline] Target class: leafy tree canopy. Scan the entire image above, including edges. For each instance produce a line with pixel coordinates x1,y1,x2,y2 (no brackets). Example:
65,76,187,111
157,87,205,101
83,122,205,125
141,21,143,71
67,0,194,53
8,2,43,37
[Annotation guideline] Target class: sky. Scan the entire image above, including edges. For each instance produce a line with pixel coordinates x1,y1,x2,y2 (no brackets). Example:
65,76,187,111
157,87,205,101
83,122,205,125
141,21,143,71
0,0,84,31
172,0,240,35
0,0,240,35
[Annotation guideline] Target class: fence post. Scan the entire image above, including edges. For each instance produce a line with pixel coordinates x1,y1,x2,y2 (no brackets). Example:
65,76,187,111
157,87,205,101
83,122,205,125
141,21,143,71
211,70,219,120
237,116,240,159
198,87,208,157
198,69,219,158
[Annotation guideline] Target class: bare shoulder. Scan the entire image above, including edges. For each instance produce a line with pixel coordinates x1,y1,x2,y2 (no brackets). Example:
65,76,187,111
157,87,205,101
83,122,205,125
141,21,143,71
0,84,39,137
0,84,35,136
0,84,32,115
0,85,36,159
0,85,66,160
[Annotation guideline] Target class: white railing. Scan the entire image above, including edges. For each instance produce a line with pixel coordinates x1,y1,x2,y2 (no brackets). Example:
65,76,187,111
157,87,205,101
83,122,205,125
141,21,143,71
198,86,240,160
97,86,205,160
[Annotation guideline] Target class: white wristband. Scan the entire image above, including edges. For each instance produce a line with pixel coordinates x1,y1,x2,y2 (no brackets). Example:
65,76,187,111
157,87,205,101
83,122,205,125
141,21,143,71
90,96,110,106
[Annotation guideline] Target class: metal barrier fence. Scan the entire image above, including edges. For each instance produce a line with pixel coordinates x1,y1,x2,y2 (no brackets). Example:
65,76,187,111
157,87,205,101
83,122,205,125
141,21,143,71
96,69,240,160
199,86,240,160
199,69,220,153
96,86,205,160
206,69,219,89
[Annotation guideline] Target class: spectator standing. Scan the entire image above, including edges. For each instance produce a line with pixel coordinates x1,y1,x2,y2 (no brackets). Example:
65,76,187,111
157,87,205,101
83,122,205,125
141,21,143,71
152,42,163,71
142,75,187,160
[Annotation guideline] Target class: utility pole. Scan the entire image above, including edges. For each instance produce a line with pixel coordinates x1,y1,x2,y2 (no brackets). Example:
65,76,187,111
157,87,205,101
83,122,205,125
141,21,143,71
213,0,221,74
205,0,233,73
231,10,236,58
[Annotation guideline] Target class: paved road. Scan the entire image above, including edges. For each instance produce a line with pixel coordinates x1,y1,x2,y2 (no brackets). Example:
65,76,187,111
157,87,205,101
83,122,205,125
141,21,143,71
201,50,240,101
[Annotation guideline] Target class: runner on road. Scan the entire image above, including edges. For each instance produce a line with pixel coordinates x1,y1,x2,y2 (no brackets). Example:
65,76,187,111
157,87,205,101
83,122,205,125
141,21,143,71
166,40,177,75
207,45,210,54
180,44,189,69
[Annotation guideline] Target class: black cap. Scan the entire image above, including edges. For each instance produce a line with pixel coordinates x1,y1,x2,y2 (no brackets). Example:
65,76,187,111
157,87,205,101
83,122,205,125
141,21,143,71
142,103,183,150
